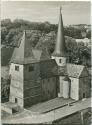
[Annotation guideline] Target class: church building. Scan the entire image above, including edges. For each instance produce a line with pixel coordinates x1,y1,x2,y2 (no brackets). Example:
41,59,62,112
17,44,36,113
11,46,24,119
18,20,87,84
9,8,90,108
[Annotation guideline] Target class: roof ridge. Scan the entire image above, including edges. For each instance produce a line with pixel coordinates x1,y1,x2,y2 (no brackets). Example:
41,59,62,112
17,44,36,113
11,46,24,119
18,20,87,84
67,63,84,67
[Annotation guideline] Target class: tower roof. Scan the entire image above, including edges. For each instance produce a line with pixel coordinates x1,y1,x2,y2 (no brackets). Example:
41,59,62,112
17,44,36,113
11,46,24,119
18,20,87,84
10,30,51,64
52,7,66,57
11,30,36,64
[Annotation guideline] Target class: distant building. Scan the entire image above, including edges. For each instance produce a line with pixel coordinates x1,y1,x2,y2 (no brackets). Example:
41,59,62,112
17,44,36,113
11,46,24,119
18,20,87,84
9,7,90,108
81,31,86,38
76,38,91,46
84,25,91,30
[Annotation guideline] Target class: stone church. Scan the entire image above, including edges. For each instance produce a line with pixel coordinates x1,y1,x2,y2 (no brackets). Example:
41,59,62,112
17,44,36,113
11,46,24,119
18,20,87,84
9,8,90,108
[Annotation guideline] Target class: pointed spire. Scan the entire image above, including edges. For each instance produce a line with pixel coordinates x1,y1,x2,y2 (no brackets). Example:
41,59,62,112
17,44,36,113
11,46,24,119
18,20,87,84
60,6,62,13
11,30,35,64
52,7,66,57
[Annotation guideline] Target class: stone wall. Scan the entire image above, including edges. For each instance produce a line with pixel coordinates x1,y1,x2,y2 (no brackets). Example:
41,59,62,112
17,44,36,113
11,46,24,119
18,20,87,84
23,63,41,107
24,86,41,98
9,63,24,107
79,76,91,99
24,63,40,81
24,95,41,108
41,77,57,101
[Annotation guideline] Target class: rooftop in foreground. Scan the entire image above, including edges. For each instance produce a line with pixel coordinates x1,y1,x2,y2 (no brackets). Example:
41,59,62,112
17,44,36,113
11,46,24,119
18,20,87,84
2,98,91,124
27,97,75,114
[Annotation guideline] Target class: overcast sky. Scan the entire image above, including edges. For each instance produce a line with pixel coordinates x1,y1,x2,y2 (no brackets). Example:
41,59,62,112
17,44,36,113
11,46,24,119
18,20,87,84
1,1,91,25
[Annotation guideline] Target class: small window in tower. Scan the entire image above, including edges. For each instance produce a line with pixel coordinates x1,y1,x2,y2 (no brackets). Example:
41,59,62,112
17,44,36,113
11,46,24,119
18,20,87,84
15,98,18,103
59,59,62,63
29,66,34,72
15,66,19,71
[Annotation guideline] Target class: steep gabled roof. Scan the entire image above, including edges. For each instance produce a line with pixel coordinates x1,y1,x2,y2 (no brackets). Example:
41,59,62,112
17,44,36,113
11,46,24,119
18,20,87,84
10,30,51,64
40,59,58,79
32,49,42,61
32,48,50,61
67,63,88,78
10,30,36,64
40,62,89,79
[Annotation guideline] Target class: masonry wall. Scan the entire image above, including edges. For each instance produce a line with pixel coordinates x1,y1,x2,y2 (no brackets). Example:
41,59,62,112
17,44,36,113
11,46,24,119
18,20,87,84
23,63,41,107
79,76,91,100
41,77,58,102
9,63,24,107
24,63,40,81
24,80,42,107
9,62,59,108
79,67,91,99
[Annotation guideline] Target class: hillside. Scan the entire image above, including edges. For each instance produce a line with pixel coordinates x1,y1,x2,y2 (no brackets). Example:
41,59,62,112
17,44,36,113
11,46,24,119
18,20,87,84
1,19,91,66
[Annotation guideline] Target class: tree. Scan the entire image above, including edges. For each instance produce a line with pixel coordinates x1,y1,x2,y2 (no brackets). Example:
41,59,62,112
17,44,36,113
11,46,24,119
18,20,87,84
1,77,10,102
86,30,91,39
1,27,8,44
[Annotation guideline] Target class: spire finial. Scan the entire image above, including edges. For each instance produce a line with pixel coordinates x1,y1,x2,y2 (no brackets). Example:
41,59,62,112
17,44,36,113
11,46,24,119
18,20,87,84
60,6,62,12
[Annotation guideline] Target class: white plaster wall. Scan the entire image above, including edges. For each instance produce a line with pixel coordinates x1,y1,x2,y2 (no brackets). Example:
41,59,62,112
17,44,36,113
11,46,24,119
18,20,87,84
9,95,15,103
18,98,24,107
51,56,66,66
9,95,23,107
69,77,79,100
10,86,23,98
59,76,65,97
63,81,69,98
9,63,24,82
9,63,24,107
11,80,23,90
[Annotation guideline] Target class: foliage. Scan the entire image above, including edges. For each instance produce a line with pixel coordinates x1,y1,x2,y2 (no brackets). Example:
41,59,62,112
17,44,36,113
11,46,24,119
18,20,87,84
1,19,91,45
86,30,91,39
64,27,82,39
65,38,91,67
1,77,10,103
1,46,14,66
1,19,91,67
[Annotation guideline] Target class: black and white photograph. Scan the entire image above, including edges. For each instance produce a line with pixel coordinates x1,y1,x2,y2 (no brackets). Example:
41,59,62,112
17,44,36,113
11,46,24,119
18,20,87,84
1,0,91,124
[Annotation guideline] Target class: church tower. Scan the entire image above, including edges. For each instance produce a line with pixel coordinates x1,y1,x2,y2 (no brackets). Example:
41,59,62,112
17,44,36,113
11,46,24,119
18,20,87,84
52,7,70,98
9,30,41,108
52,7,66,67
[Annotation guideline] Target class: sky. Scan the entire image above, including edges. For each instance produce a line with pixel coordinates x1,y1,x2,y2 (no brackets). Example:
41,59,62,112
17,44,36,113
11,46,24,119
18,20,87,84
1,1,91,25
